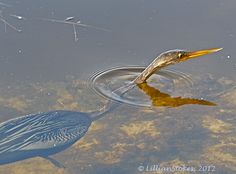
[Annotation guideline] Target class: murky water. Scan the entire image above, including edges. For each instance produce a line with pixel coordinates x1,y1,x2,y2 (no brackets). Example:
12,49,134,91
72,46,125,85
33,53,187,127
0,0,236,174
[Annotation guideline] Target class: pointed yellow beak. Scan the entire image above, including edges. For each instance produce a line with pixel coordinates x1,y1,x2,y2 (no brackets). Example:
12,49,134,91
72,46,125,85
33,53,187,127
181,47,223,62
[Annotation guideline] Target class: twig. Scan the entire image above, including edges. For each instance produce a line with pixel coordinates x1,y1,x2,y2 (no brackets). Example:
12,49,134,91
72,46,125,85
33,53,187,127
0,15,22,32
40,17,111,32
4,20,6,32
72,23,78,42
9,14,26,20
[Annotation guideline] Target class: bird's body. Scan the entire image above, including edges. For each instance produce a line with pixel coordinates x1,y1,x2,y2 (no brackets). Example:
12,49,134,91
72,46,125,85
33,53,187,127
0,110,91,165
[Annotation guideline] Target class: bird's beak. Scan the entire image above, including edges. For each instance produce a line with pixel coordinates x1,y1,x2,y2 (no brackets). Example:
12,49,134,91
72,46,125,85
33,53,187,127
181,48,223,62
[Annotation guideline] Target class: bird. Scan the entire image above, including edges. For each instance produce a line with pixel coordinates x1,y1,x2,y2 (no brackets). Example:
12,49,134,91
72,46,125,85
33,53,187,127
0,110,91,167
134,48,222,84
0,48,222,167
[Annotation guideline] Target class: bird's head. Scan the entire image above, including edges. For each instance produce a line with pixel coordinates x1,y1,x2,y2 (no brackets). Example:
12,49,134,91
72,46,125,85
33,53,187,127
154,47,223,69
134,47,222,84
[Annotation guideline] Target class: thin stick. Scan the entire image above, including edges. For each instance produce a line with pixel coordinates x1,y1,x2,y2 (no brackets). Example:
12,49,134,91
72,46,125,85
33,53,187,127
9,14,26,20
40,17,111,32
72,23,78,42
0,16,22,32
4,20,6,32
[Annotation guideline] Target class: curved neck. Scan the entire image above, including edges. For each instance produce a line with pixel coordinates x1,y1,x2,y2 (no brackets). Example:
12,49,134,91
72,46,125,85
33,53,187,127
133,56,164,84
133,65,161,84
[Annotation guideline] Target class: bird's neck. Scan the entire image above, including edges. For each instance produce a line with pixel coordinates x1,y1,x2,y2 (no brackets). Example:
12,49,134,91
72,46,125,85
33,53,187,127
133,60,162,84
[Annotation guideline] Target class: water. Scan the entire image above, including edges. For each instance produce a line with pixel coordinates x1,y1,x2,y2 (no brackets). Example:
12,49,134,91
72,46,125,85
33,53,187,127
0,0,236,174
91,67,197,107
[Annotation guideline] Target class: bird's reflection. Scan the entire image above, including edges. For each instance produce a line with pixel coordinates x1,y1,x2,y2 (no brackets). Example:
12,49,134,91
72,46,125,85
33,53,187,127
137,82,216,107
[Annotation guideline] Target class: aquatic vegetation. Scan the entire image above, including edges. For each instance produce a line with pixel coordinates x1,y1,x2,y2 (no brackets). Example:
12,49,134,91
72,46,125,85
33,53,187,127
202,116,232,134
221,87,236,106
201,111,236,172
0,97,28,112
203,143,236,172
52,88,80,110
74,138,99,151
0,157,68,174
1,76,234,173
0,0,235,173
120,120,160,139
157,159,190,174
95,143,128,164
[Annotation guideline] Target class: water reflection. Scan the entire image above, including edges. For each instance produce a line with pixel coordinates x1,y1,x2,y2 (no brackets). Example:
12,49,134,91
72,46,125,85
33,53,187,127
137,82,216,107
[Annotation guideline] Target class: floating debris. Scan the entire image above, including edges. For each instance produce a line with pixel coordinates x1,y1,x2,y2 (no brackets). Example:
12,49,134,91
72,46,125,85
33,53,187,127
73,23,79,42
9,14,26,20
64,16,75,21
0,10,22,32
0,16,22,32
40,17,110,42
40,18,110,31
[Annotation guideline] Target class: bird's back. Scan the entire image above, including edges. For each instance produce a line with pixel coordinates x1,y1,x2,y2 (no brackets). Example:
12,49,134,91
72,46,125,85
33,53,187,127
0,110,91,164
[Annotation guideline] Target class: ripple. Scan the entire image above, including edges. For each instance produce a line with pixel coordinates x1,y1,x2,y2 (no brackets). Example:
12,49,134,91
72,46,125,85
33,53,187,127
89,67,195,107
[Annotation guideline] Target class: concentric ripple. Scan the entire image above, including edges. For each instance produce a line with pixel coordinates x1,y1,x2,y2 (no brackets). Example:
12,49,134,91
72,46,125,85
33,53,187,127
89,67,195,107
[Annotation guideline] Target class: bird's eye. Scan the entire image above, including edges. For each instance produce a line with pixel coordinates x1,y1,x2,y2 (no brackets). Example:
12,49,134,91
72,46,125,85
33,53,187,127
178,53,182,58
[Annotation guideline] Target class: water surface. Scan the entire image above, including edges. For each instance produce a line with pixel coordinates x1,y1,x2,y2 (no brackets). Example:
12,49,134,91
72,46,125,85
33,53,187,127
0,0,236,174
